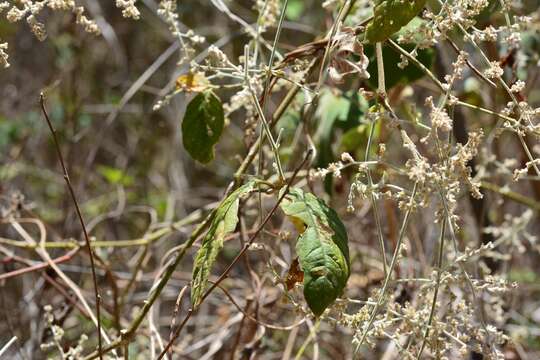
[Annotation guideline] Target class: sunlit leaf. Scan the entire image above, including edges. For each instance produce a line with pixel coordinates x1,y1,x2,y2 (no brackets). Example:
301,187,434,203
286,0,304,20
280,188,350,316
182,90,224,164
365,0,427,43
97,165,133,186
191,181,256,307
339,119,381,160
315,90,369,193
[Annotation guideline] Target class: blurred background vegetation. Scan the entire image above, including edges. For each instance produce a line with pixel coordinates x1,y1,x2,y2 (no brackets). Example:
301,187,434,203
1,0,540,359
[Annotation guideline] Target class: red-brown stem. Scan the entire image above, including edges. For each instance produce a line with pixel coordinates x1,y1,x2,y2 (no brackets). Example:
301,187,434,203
40,93,103,359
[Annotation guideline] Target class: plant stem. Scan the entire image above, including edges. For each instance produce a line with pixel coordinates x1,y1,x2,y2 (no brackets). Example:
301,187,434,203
40,94,104,359
416,218,446,358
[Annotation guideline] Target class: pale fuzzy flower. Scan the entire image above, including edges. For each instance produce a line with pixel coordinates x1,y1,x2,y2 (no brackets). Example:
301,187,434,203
4,0,99,38
378,143,386,158
157,0,201,65
451,129,484,198
47,0,75,11
6,6,26,22
313,167,329,179
397,55,409,69
0,2,9,12
0,41,8,68
327,162,343,178
256,0,280,32
406,157,430,183
482,26,498,42
484,61,504,79
444,51,467,87
116,0,140,19
425,96,453,132
224,88,252,116
513,159,540,181
505,31,521,49
27,14,46,41
341,152,354,163
448,94,459,106
501,101,515,117
510,80,525,93
207,45,230,67
187,31,205,44
73,6,100,34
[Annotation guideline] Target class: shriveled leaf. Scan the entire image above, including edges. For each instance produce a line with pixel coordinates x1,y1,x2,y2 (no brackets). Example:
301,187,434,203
280,188,350,316
285,257,304,291
176,72,210,93
191,181,255,307
366,0,427,43
182,90,224,164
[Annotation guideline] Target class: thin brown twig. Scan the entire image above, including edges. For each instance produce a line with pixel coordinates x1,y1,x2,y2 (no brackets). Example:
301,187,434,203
0,247,79,281
444,36,498,89
39,93,103,359
211,280,305,331
157,149,313,359
168,285,188,360
0,245,91,318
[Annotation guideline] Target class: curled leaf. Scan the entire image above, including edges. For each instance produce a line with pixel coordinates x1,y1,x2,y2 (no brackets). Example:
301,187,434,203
191,181,255,307
280,188,350,316
328,27,370,83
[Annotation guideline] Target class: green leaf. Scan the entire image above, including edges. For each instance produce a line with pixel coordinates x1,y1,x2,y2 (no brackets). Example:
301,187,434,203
97,165,134,186
280,188,350,316
364,42,434,89
339,119,381,161
315,90,351,168
286,0,304,20
365,0,427,43
182,90,224,164
314,90,369,194
191,181,255,307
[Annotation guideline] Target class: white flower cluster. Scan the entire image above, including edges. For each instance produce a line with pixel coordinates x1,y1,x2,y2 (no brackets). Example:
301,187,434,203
0,0,148,67
2,0,100,44
255,0,280,33
0,41,8,68
425,96,453,133
116,0,140,20
157,0,205,65
484,61,504,79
